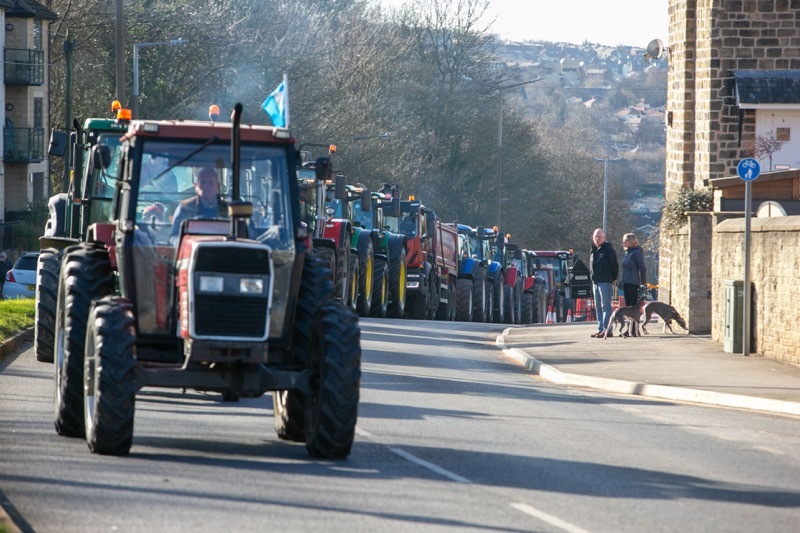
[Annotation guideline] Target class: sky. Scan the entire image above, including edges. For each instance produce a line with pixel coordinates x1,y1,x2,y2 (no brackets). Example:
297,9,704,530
374,0,669,48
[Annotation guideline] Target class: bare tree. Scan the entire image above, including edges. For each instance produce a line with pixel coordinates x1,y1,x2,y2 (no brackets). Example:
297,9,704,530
752,131,784,171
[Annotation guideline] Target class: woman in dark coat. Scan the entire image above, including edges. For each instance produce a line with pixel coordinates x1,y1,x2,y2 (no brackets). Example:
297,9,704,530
621,232,647,307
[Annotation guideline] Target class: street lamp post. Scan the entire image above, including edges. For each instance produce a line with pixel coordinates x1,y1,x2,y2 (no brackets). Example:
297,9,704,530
489,78,542,226
594,156,620,234
133,39,188,118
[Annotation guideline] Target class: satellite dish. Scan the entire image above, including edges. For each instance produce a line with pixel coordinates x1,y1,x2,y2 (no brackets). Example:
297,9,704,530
646,39,665,59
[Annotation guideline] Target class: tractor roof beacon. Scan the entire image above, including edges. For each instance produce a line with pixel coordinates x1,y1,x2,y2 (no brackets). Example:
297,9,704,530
50,104,361,459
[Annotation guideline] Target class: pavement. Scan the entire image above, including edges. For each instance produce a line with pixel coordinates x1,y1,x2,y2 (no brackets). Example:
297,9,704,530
499,321,800,417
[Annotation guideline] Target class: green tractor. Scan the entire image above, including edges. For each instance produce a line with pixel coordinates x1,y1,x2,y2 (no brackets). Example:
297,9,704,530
35,110,130,363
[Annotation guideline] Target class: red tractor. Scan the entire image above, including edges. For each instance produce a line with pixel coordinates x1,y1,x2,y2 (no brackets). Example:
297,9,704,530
45,104,361,458
380,188,459,320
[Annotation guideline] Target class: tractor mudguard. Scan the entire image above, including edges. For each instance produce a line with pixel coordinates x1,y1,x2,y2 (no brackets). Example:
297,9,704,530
504,266,519,288
386,234,405,264
458,257,481,279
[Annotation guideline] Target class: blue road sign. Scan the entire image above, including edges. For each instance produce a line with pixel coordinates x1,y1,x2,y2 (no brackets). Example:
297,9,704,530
737,158,761,181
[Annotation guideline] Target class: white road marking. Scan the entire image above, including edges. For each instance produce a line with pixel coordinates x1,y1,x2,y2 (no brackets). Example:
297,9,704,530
388,447,472,484
357,427,472,483
511,502,593,533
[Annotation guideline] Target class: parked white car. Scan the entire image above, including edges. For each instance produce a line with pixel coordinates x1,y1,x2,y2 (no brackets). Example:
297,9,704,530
2,251,39,299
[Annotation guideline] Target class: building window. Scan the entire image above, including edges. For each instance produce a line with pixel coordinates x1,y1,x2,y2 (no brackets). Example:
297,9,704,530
776,127,790,142
33,20,42,50
34,98,43,128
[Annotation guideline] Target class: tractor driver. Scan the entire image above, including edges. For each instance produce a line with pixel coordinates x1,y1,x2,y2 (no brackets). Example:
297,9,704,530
170,167,228,241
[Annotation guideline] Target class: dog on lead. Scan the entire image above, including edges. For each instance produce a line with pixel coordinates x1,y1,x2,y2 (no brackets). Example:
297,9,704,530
641,301,688,334
603,305,643,339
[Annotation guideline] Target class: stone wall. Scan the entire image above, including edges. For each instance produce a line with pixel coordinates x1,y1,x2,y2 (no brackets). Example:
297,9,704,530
712,215,800,365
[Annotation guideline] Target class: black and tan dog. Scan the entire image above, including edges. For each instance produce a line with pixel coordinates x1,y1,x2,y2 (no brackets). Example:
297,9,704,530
641,301,688,334
602,305,643,339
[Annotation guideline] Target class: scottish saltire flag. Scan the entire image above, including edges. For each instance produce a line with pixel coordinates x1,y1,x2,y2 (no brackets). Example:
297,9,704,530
261,81,286,127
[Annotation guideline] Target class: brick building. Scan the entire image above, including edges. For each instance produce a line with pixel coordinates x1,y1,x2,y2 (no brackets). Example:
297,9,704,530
661,1,800,364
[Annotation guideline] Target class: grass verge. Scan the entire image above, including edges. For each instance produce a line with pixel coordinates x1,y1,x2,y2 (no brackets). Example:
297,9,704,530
0,298,35,343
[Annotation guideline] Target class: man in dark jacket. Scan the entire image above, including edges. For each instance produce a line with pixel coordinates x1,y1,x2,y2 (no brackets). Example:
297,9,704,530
170,167,228,241
589,228,619,337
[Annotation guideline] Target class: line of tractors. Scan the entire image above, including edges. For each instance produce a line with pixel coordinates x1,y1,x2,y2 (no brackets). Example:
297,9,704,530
295,145,591,327
30,102,591,459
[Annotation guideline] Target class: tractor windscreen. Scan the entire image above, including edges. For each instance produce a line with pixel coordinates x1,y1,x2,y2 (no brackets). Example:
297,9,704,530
133,139,293,250
85,134,123,226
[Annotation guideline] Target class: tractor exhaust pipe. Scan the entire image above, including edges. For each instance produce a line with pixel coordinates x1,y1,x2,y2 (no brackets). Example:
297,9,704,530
228,103,252,239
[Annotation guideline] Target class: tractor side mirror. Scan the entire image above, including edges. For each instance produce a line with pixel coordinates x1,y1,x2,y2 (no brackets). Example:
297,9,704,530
361,189,371,212
92,144,111,170
390,197,401,217
335,174,347,200
314,156,332,181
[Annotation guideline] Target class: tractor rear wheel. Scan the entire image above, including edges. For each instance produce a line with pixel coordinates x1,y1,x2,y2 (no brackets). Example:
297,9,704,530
278,252,335,442
84,296,136,455
54,244,113,438
35,248,62,363
356,242,374,316
492,278,505,323
472,269,487,322
455,279,473,322
503,285,515,324
531,283,547,324
386,247,407,318
521,291,534,324
369,258,388,318
305,300,361,459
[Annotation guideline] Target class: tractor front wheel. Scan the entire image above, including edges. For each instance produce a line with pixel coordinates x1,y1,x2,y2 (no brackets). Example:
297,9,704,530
305,300,361,459
35,248,62,363
84,297,137,455
54,244,113,438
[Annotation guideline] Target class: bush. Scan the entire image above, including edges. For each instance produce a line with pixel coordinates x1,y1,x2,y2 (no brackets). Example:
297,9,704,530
661,187,712,233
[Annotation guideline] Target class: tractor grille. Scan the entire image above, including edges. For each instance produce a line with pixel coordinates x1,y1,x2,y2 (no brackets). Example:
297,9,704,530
192,244,271,340
194,295,268,337
195,247,270,275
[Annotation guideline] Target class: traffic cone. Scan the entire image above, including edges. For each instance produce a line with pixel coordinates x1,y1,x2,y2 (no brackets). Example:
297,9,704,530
566,309,573,323
546,305,555,324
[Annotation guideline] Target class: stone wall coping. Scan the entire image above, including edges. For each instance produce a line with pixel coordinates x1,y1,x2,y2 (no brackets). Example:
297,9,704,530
715,213,800,233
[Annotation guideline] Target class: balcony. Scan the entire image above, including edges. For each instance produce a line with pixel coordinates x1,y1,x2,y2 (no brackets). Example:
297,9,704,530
4,49,44,86
4,127,45,163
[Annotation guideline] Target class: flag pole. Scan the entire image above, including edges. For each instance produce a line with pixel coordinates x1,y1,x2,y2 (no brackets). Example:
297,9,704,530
283,73,290,129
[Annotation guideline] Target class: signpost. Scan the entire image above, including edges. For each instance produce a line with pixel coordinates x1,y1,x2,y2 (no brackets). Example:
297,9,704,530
737,158,760,355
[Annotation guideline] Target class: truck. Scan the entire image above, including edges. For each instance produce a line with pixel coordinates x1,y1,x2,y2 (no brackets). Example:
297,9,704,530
35,107,130,363
47,104,361,458
381,190,458,320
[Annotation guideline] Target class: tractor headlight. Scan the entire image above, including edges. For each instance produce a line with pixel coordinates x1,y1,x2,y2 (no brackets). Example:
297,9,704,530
240,278,264,294
199,276,224,293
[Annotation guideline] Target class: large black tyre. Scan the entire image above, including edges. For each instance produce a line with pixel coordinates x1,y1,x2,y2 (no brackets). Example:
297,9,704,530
386,247,407,318
35,248,62,363
84,296,137,455
455,278,473,322
492,278,505,323
347,253,359,313
521,291,534,324
484,283,494,323
531,283,547,324
472,268,487,322
555,293,567,322
369,258,388,318
355,242,374,316
275,253,335,442
54,244,113,438
315,247,341,300
503,285,515,324
408,273,430,320
305,300,361,459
